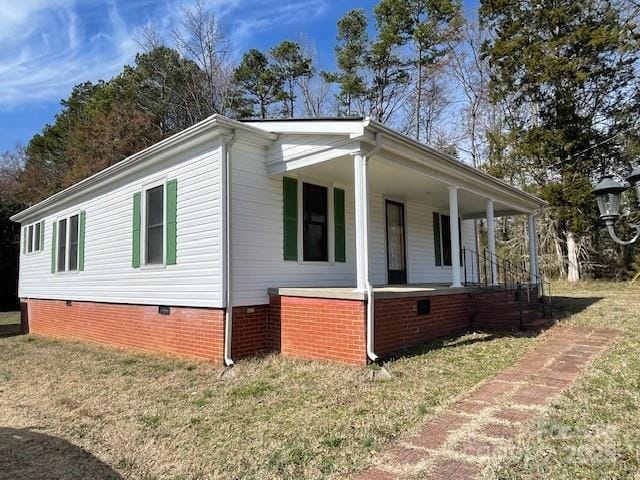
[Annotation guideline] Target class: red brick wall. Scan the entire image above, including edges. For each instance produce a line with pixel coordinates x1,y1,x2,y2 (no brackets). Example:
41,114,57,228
274,295,367,365
374,293,474,357
24,298,224,362
231,305,269,359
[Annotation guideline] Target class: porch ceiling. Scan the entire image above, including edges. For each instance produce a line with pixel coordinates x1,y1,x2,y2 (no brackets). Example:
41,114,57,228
291,155,528,219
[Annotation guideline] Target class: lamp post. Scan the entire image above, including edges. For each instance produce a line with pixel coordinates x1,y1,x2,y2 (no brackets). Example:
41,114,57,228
592,172,640,245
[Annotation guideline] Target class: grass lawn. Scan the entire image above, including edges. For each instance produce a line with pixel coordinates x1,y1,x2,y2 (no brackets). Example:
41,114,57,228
0,311,19,325
0,322,534,479
486,281,640,479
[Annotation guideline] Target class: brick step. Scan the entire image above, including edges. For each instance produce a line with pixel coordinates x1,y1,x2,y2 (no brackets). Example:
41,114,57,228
475,301,521,313
521,317,556,331
475,309,541,322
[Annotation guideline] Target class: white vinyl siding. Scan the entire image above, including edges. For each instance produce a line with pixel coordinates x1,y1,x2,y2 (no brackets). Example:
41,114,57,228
231,142,357,306
18,138,224,308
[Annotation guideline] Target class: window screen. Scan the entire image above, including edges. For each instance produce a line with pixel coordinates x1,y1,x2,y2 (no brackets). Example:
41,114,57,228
146,185,164,265
302,183,328,261
57,219,67,272
28,225,33,253
69,214,79,271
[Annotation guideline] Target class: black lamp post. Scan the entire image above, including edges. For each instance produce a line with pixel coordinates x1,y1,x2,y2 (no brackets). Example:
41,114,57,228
592,173,640,245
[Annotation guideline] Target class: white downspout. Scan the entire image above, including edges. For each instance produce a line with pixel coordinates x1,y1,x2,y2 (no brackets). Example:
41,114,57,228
365,133,383,363
222,131,238,367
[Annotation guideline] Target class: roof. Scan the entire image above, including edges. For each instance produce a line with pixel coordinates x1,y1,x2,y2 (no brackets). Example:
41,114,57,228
12,115,545,223
10,115,276,223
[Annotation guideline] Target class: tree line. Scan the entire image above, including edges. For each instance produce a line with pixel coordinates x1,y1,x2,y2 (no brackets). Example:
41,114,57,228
1,0,640,303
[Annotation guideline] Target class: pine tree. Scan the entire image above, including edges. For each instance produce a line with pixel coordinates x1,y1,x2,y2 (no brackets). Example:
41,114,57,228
270,41,312,118
480,0,640,280
234,49,284,119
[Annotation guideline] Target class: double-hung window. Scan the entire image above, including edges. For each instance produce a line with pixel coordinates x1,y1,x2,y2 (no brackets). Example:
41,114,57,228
302,182,328,262
132,179,177,268
23,220,44,254
145,185,164,265
53,212,85,273
433,212,462,267
282,177,346,263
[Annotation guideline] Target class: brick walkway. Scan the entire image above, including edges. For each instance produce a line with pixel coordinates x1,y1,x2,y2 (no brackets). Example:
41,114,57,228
353,325,620,480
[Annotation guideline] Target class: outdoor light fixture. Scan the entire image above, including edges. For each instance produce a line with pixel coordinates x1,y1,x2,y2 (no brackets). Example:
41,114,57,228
592,172,640,245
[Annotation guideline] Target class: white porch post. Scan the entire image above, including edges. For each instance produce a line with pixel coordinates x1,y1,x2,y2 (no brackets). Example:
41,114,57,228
354,153,369,291
528,214,539,283
486,199,498,285
448,186,462,288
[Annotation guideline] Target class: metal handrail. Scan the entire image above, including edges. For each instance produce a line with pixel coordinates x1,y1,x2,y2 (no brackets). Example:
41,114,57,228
462,247,553,319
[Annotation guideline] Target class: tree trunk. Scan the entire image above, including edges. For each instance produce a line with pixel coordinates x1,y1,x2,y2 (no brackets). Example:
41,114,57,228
566,230,580,282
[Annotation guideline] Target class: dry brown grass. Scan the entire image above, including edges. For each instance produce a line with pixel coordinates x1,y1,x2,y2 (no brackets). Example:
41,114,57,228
0,311,19,326
0,325,534,479
485,281,640,479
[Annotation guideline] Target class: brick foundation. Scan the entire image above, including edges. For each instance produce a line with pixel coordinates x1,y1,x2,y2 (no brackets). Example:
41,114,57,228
274,295,367,365
375,293,474,357
22,288,527,365
24,298,225,362
231,305,269,359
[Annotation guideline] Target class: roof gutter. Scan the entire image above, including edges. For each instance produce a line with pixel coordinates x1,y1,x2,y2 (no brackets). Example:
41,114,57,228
222,131,238,367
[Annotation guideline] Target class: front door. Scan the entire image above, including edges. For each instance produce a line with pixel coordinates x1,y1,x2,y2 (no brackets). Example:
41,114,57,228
386,200,407,284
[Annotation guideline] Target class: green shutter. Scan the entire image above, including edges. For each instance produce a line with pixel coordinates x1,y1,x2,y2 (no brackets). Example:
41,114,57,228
22,227,27,254
459,218,463,267
132,192,141,268
283,177,298,261
433,212,442,266
79,211,86,271
166,179,178,265
51,222,57,273
334,188,346,262
40,220,45,251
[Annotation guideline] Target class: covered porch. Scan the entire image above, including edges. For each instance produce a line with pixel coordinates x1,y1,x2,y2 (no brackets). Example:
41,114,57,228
252,118,548,364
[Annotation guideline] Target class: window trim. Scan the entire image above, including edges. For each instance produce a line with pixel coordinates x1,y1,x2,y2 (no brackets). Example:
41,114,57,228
140,177,167,270
54,212,81,274
295,175,337,265
24,220,44,255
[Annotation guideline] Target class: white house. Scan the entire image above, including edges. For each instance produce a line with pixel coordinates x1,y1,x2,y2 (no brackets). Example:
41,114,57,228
12,115,547,365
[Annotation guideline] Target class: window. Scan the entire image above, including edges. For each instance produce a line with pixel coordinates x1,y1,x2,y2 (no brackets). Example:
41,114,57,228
302,182,328,261
145,184,164,265
433,213,462,267
28,225,33,253
57,219,67,272
68,214,79,271
24,220,45,255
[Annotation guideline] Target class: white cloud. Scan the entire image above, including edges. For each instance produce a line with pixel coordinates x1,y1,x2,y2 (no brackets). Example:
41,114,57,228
0,0,329,108
0,0,138,107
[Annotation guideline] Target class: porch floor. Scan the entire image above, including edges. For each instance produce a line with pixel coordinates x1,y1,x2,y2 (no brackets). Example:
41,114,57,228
268,284,500,300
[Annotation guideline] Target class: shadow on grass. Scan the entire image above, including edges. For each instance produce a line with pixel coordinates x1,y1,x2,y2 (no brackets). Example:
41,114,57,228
548,296,603,321
0,324,21,338
0,428,123,480
381,296,603,363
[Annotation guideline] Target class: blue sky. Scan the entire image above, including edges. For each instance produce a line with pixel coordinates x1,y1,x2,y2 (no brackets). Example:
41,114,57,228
0,0,477,152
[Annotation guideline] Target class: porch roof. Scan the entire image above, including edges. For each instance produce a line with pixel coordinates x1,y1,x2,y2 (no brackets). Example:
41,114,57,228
244,118,546,218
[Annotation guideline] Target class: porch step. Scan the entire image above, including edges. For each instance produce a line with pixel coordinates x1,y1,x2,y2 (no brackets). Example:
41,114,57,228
521,317,556,331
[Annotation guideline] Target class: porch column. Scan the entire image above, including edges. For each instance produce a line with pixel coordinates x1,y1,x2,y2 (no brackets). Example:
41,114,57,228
354,153,370,291
528,214,539,283
486,199,498,284
448,186,462,288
